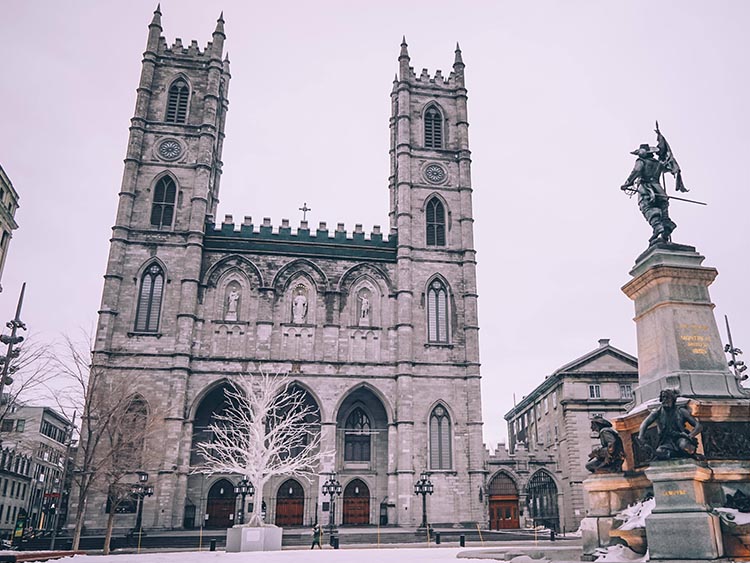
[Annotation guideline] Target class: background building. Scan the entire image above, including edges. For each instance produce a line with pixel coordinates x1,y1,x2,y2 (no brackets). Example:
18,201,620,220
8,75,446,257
0,405,72,533
0,446,32,539
503,339,638,531
80,9,484,533
0,165,19,293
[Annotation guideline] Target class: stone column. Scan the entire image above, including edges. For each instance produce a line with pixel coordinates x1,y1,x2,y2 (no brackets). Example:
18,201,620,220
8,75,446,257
621,244,744,403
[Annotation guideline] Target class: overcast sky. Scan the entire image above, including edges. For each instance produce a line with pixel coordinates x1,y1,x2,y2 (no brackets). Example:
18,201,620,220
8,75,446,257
1,1,748,448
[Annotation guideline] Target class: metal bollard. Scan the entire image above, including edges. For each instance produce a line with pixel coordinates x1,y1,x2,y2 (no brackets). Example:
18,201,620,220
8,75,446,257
209,538,216,551
459,534,465,547
332,536,339,549
435,531,441,545
550,529,556,542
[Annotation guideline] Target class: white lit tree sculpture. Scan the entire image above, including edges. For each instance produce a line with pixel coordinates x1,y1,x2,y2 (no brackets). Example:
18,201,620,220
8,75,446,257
194,371,323,526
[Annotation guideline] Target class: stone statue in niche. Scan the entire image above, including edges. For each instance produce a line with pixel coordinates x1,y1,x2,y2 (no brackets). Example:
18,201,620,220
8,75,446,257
292,285,308,324
358,292,370,326
586,415,625,473
637,389,703,460
225,287,240,322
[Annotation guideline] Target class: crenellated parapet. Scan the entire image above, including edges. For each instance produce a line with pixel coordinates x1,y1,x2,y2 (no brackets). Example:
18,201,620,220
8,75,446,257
204,215,397,262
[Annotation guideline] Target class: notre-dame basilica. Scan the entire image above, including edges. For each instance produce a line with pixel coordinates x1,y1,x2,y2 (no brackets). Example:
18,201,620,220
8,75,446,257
85,7,485,531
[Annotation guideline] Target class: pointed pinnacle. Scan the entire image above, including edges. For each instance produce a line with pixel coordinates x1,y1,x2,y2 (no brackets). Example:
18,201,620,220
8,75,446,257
151,4,162,26
454,42,464,66
224,52,230,63
399,36,409,59
214,11,225,34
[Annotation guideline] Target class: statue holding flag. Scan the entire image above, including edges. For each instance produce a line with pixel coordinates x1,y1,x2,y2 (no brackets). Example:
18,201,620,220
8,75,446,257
621,123,702,246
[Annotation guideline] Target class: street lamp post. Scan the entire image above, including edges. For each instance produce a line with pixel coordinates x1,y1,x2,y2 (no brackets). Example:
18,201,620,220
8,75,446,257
0,283,27,405
414,472,434,530
130,471,154,545
321,472,342,540
233,477,254,525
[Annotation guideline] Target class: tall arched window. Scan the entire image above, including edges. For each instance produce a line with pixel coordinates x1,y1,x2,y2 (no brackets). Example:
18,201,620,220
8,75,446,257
427,278,449,343
150,176,176,228
135,263,165,332
424,106,443,149
344,407,371,462
429,405,451,470
114,398,148,470
166,79,189,123
426,197,446,246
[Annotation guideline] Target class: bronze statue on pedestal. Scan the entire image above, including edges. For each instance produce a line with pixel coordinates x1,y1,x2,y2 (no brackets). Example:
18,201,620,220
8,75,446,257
637,389,703,460
586,416,625,473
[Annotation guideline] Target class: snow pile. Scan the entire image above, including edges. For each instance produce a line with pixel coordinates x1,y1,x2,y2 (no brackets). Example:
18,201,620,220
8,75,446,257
594,545,649,562
615,498,655,531
714,507,750,527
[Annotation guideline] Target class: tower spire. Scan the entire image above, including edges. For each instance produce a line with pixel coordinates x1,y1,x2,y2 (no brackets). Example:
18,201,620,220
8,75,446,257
214,11,225,35
151,4,162,27
454,42,464,67
399,36,410,81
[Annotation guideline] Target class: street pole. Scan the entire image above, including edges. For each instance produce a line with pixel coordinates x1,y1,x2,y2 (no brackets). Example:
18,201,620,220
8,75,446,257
50,412,76,550
0,283,27,408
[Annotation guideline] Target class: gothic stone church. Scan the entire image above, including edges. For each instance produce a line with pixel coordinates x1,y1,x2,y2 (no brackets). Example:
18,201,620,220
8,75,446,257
88,8,484,531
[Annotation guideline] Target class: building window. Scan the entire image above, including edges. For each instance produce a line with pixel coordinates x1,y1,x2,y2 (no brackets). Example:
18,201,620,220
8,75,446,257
165,79,189,123
544,397,549,414
589,384,601,399
0,420,13,432
15,420,24,432
344,407,371,462
429,405,452,470
426,197,446,246
536,404,541,420
150,175,176,228
424,105,443,149
427,279,449,343
552,391,557,409
620,384,633,399
134,263,165,332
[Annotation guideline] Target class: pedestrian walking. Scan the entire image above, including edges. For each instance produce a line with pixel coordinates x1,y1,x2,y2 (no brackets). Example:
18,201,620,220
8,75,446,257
311,523,322,549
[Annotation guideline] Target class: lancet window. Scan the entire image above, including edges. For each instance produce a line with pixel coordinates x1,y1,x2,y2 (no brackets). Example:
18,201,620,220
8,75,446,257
150,176,176,228
427,278,449,343
424,106,444,149
166,79,189,123
426,197,446,246
134,263,165,332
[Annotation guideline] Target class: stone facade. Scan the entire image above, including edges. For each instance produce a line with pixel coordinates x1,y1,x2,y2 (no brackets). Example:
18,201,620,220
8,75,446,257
504,339,638,531
81,9,484,533
0,165,20,293
0,446,32,539
0,405,71,533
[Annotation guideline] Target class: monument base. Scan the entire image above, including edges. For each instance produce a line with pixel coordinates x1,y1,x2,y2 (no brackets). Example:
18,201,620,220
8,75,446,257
645,460,722,560
581,472,652,557
225,525,282,552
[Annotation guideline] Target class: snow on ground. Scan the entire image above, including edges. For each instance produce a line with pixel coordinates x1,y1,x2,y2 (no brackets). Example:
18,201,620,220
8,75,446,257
594,545,649,562
68,547,488,563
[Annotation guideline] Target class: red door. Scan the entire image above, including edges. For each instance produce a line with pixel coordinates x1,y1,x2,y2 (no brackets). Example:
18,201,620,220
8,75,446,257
342,479,370,525
489,497,519,529
275,479,304,527
206,479,235,529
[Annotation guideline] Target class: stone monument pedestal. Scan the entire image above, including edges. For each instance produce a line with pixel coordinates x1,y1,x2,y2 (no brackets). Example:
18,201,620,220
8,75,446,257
581,473,651,558
225,525,282,552
589,242,750,560
644,460,723,560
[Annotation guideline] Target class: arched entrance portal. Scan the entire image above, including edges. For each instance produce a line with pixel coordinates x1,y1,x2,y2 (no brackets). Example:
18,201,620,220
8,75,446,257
527,471,559,531
276,479,304,527
206,479,234,528
342,479,370,525
487,472,519,529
